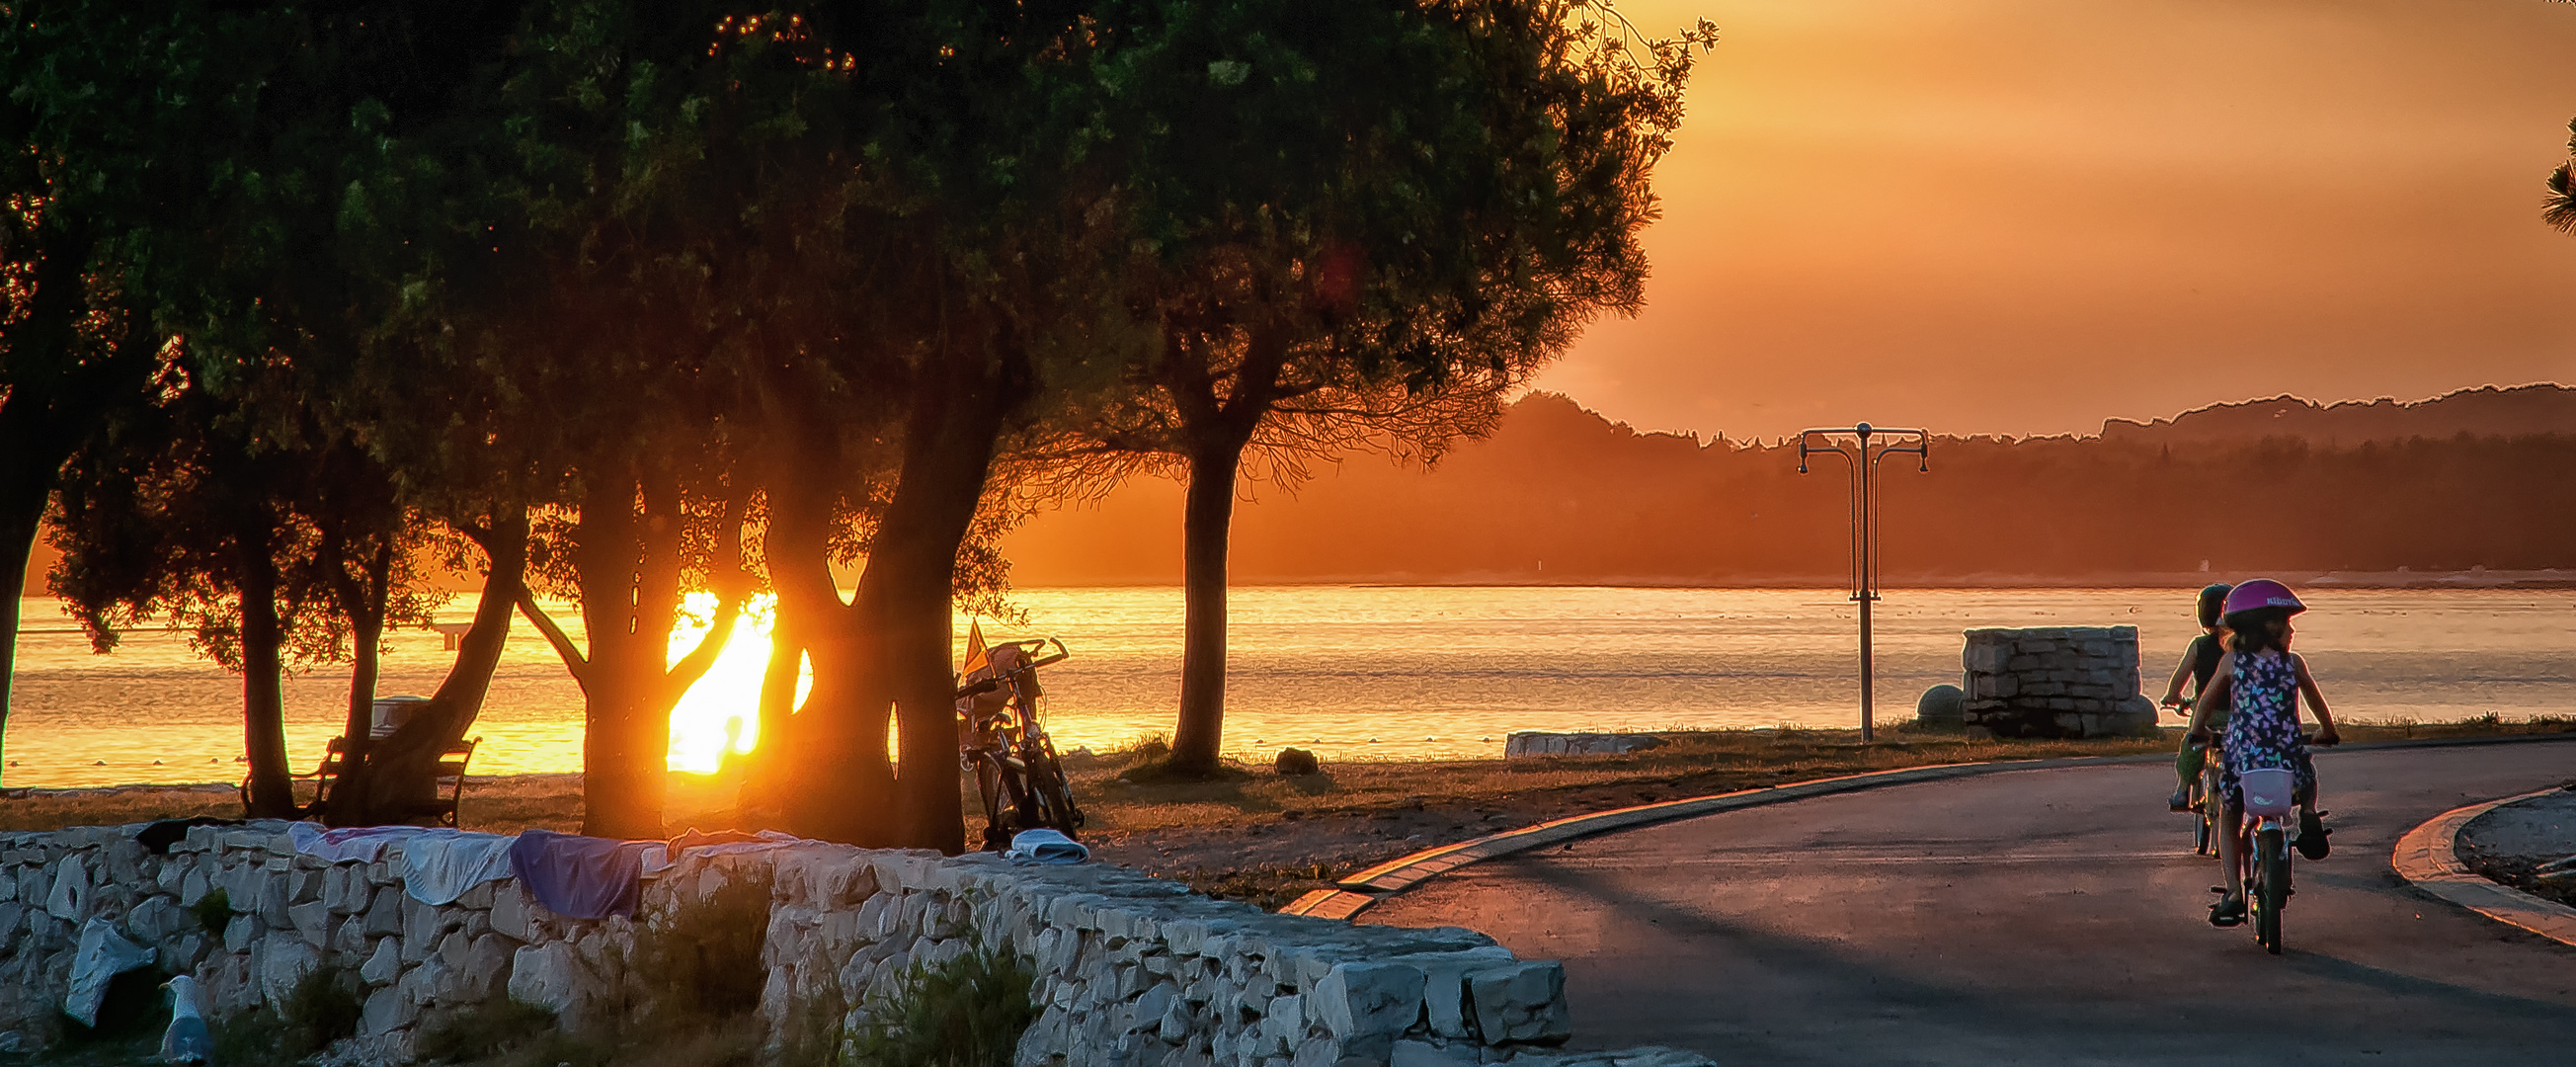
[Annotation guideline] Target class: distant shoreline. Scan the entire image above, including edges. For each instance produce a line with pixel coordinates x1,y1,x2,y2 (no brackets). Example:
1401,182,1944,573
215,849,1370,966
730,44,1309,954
999,569,2576,591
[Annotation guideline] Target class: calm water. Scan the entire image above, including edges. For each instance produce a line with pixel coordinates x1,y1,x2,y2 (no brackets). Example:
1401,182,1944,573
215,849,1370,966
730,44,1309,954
4,587,2571,788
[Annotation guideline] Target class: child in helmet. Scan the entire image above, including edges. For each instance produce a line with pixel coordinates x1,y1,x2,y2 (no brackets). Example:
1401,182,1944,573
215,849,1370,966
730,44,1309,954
2186,579,2342,927
2162,583,2233,811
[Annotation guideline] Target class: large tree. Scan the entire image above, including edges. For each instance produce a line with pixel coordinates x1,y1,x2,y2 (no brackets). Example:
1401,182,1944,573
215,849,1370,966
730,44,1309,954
1067,0,1716,775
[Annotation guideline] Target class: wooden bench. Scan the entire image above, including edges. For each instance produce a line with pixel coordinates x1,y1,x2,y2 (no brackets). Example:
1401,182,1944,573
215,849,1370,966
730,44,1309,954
247,735,480,827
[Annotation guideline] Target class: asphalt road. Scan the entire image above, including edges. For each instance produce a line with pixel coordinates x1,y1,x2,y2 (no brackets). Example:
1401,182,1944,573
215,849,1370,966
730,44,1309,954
1362,741,2576,1066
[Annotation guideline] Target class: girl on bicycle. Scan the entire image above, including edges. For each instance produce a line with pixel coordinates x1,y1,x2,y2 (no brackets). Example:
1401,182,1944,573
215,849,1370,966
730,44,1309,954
2163,583,2233,811
2185,579,2341,927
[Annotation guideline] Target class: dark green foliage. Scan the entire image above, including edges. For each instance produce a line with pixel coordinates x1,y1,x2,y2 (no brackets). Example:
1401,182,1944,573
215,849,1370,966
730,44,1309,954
415,997,568,1063
191,888,233,934
629,867,775,1022
847,943,1038,1067
55,968,170,1044
209,966,363,1067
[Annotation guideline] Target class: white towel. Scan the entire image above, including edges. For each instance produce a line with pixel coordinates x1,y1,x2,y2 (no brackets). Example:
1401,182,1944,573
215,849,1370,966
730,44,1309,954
1005,828,1088,864
399,830,519,905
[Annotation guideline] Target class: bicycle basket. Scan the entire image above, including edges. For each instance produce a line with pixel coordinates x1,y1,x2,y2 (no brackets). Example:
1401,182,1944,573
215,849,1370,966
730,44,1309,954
2238,767,2297,817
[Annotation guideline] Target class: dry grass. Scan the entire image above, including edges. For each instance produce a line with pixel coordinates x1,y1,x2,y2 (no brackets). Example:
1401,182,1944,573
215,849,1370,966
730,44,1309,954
7,715,2566,841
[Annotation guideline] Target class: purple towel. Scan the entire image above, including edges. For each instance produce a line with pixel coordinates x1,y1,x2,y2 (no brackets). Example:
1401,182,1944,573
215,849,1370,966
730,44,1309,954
509,828,652,919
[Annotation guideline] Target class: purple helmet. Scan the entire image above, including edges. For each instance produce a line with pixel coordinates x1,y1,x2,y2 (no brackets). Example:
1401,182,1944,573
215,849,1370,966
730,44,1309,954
2221,578,2305,617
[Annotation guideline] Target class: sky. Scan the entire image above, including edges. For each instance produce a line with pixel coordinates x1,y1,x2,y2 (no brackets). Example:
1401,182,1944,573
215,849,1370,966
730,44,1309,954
1535,0,2576,441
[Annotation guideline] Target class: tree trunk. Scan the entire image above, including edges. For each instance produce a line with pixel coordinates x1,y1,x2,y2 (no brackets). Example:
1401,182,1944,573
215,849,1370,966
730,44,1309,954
0,471,46,778
336,542,392,768
576,474,662,840
1169,440,1248,775
767,449,897,846
236,507,297,817
867,356,1012,855
328,507,526,827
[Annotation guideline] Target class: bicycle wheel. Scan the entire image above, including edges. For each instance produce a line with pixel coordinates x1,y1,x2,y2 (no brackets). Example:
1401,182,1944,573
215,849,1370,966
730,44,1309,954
1019,748,1083,837
2192,782,2213,856
2255,827,2287,954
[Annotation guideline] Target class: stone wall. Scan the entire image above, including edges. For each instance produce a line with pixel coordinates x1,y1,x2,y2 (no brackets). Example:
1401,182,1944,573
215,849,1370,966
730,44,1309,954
1959,626,2156,739
0,822,1713,1067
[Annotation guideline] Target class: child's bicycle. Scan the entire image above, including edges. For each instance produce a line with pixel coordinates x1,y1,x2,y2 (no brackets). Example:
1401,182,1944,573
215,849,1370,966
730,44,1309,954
2165,696,2226,856
2220,766,2302,955
955,637,1086,853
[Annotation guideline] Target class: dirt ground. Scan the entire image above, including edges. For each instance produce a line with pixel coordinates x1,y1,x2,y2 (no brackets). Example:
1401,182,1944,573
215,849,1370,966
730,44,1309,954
8,717,2570,911
2456,785,2576,908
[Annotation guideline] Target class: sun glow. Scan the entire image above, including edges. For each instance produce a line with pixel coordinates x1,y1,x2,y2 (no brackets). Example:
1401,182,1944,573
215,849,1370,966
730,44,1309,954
666,592,808,775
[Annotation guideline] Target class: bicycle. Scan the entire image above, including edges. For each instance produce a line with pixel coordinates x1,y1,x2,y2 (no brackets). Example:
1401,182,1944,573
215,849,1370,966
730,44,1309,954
2163,696,2225,856
955,636,1086,853
2231,767,2301,954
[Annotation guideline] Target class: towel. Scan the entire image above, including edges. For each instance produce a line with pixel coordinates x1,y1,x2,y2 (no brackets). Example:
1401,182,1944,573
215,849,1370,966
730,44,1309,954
399,830,519,905
509,828,656,919
1006,828,1088,864
289,823,441,864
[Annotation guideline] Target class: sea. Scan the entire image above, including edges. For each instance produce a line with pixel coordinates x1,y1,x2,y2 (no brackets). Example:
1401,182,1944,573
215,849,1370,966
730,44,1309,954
4,586,2571,788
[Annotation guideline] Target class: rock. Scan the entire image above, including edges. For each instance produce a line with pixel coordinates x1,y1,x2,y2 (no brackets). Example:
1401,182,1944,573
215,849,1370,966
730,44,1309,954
490,882,543,943
1275,749,1323,777
1393,1040,1477,1067
288,900,332,947
180,867,210,908
506,942,589,1016
1312,962,1425,1041
362,984,417,1034
260,938,320,1008
43,854,90,921
400,955,450,1008
457,933,517,1002
125,894,186,944
1915,684,1966,727
360,938,403,986
1502,733,1665,759
224,914,262,953
1467,962,1568,1045
362,886,404,938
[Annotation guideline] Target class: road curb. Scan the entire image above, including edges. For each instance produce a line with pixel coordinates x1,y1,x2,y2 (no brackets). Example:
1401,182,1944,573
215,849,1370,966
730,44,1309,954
1282,731,2576,920
2390,787,2576,948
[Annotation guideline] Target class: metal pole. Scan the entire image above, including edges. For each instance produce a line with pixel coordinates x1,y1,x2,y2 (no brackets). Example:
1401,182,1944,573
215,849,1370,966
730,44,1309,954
1797,424,1928,746
1856,424,1875,742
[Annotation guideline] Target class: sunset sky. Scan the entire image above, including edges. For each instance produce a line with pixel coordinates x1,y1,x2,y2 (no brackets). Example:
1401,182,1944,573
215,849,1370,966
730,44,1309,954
1543,0,2576,441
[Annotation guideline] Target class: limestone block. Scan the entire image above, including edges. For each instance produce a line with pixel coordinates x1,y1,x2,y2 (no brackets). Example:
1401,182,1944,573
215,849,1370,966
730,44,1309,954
361,984,417,1034
491,881,544,944
326,866,364,916
507,942,590,1015
261,938,321,1008
1467,961,1568,1045
456,933,516,1003
1258,994,1305,1056
1158,994,1194,1042
156,855,189,896
331,916,370,957
288,900,332,948
224,914,263,953
465,908,493,941
1392,1040,1476,1067
1391,948,1514,1039
360,938,403,986
457,881,495,910
437,930,471,971
181,867,210,908
43,854,90,922
400,955,450,1008
1313,962,1424,1041
286,866,324,906
1289,1037,1340,1067
125,894,186,944
166,933,210,971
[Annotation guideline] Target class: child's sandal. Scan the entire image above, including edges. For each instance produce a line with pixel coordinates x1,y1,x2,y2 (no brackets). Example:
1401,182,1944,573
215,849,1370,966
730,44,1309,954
2296,810,2332,861
2208,897,2247,927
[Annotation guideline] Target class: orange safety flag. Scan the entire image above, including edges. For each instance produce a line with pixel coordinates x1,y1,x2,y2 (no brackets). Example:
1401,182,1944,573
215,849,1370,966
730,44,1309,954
960,619,989,679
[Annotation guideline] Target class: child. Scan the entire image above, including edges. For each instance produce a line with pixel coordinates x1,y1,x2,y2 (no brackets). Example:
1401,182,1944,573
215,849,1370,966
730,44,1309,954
2186,579,2341,927
2162,584,2233,811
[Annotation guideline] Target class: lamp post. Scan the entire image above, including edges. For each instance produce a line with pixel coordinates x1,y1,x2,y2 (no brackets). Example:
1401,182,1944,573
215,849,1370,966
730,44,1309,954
1797,423,1928,741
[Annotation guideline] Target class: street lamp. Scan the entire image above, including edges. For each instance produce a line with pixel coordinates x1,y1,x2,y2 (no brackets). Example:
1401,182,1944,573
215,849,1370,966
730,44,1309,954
1797,423,1928,741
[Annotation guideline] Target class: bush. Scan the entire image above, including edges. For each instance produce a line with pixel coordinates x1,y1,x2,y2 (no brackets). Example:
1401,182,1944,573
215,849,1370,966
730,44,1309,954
209,966,363,1067
191,888,233,934
629,866,774,1022
847,942,1037,1067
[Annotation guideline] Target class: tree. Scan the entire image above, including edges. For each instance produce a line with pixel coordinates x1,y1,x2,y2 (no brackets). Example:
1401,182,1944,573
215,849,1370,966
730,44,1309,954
1065,0,1716,776
2548,118,2575,235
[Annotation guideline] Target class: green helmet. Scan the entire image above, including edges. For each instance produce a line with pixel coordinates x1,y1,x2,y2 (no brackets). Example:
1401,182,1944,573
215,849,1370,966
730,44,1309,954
2197,584,2234,628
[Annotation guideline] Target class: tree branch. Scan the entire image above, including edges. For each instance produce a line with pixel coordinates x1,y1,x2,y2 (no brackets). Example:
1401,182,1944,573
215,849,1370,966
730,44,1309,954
515,591,590,687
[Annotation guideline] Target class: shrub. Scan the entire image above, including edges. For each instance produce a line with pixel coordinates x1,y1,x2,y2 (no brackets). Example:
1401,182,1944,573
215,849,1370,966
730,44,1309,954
629,866,774,1022
191,888,233,934
210,967,363,1067
846,941,1037,1067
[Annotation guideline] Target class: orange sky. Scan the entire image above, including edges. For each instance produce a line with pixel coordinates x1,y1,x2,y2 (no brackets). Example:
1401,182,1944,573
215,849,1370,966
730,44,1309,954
1542,0,2576,440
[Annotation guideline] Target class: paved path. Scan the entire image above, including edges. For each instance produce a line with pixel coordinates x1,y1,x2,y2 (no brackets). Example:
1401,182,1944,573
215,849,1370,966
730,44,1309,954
1363,743,2576,1065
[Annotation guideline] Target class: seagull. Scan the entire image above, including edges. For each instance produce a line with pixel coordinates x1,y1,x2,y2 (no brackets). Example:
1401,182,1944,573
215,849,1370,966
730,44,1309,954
160,974,212,1065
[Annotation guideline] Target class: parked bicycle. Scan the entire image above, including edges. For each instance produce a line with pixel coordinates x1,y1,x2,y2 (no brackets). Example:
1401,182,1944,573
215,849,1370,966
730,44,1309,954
956,637,1085,853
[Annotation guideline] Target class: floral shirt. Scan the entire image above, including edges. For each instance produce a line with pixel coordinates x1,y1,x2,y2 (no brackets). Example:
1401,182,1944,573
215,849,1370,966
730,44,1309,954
2221,648,2310,792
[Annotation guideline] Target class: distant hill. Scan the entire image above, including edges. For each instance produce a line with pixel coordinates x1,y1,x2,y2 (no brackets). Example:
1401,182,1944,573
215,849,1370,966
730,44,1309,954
1001,383,2576,586
2099,383,2576,447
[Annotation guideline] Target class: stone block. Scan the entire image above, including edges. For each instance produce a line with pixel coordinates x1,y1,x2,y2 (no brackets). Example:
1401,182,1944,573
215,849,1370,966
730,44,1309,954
1392,1040,1476,1067
260,938,320,1008
507,942,589,1015
125,894,186,944
331,916,370,957
288,900,332,948
181,867,210,908
1313,962,1424,1041
491,881,544,943
362,984,417,1034
1467,961,1569,1045
459,933,517,1003
224,914,263,953
43,854,91,922
360,937,403,986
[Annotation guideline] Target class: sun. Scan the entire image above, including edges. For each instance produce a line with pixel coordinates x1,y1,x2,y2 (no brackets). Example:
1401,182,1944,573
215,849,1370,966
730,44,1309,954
665,592,807,775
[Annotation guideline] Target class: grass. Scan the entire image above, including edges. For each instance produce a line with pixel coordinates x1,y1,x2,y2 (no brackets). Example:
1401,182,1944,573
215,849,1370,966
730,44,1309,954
846,941,1038,1067
7,713,2568,844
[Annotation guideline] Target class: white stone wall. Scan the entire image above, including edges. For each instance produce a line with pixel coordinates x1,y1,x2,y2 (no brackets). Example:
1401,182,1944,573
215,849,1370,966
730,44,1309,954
0,823,1714,1067
1959,626,2156,739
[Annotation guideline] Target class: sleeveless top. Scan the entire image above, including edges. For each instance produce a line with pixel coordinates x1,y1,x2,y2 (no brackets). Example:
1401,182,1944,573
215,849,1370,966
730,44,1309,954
2221,649,2304,775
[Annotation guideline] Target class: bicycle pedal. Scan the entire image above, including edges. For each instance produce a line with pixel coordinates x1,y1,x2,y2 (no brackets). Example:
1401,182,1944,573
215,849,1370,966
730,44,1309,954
2210,886,2227,895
